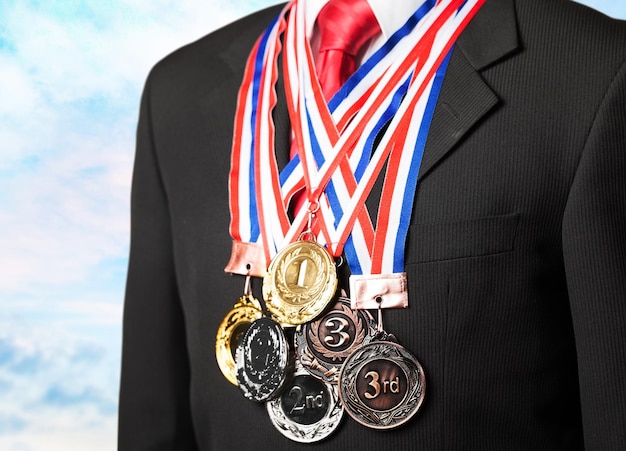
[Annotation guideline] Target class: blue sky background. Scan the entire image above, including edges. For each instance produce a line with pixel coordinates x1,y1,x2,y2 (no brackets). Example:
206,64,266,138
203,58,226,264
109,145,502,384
0,1,623,449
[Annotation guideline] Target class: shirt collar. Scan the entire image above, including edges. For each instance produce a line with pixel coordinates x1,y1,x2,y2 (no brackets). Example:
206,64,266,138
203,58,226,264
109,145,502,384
305,0,426,40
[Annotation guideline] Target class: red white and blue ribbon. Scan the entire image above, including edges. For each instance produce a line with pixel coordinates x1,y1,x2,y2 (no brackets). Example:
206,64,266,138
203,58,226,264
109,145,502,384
226,0,486,296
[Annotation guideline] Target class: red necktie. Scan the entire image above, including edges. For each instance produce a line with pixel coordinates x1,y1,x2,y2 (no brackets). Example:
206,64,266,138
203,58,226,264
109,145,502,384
290,0,380,214
315,0,381,101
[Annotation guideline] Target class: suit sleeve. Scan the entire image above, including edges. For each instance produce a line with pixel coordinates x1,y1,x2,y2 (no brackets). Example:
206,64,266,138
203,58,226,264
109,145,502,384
562,59,626,449
118,71,199,450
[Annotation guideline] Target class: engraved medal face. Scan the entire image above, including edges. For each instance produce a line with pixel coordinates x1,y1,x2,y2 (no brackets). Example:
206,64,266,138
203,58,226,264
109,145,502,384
338,341,425,429
295,297,378,383
215,295,263,386
266,363,343,443
263,240,338,325
235,317,291,402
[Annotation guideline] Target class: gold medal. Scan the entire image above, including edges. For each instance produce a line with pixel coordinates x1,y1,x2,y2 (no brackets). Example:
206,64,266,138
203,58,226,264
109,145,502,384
263,239,337,326
215,294,263,385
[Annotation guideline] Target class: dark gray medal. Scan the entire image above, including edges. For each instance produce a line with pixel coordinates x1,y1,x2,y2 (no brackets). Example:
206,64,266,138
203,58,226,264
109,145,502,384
235,317,291,402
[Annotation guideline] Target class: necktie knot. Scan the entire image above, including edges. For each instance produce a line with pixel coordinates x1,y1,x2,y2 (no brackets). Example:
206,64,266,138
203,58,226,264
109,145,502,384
317,0,380,56
315,0,381,100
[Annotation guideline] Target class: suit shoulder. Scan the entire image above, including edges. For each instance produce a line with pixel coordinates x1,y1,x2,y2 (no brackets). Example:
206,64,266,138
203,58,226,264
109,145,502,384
517,0,626,46
145,4,285,91
514,0,626,79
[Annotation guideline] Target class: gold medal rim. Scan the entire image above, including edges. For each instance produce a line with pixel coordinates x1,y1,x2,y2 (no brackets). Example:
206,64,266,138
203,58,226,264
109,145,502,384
263,240,338,325
215,300,263,386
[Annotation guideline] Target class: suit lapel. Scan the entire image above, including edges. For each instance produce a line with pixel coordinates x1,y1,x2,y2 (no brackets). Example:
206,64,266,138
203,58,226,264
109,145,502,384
419,0,519,179
213,5,292,171
273,47,292,171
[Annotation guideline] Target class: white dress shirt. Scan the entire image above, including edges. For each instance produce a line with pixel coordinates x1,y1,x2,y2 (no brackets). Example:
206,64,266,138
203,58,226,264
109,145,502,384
306,0,427,64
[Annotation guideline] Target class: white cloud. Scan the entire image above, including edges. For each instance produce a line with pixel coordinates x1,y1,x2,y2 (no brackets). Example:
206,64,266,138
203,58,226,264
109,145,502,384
0,415,117,451
0,135,132,293
574,0,626,19
0,56,40,117
0,2,277,449
0,317,120,450
0,0,280,296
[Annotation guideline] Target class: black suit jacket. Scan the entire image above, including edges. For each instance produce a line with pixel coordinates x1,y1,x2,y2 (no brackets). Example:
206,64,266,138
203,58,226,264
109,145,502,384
119,0,626,449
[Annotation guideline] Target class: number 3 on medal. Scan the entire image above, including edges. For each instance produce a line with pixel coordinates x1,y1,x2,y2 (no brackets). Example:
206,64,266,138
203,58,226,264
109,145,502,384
364,371,380,399
324,317,350,348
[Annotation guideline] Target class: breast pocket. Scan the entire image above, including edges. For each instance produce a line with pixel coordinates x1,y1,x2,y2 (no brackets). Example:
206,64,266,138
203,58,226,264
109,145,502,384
404,213,520,264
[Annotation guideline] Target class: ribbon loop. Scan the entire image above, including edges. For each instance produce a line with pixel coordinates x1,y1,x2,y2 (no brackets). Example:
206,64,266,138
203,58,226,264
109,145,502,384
349,273,409,310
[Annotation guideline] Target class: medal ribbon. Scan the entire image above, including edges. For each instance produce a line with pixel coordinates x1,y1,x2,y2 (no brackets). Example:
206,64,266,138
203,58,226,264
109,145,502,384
282,0,442,253
226,10,288,276
283,0,485,275
226,0,485,283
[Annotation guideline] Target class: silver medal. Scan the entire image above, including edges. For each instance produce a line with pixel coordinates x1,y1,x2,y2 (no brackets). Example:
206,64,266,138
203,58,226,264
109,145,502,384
266,361,344,442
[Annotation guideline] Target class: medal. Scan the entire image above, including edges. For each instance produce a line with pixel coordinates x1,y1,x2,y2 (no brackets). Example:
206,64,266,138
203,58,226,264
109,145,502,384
235,317,292,401
338,340,425,429
266,360,344,443
215,293,263,386
263,237,338,325
295,297,378,383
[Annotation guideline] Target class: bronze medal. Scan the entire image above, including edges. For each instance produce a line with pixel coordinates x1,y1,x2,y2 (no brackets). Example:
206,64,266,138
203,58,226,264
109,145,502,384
215,295,263,385
295,297,378,383
263,239,337,326
338,340,425,429
235,317,292,402
266,361,343,443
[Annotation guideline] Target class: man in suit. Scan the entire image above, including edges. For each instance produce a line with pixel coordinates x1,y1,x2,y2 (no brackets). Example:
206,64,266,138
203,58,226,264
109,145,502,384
118,0,626,449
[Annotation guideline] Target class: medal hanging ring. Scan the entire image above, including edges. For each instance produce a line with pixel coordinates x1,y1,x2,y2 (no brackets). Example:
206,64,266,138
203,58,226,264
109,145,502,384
215,275,263,386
